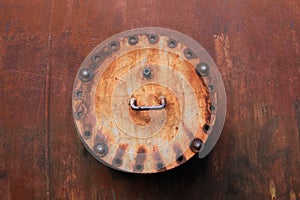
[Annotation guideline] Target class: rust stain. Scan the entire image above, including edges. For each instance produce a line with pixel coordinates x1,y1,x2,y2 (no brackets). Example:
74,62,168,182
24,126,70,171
119,143,128,150
134,146,147,172
62,155,78,200
112,144,128,167
128,109,151,126
152,151,166,171
137,146,146,154
182,122,194,140
173,143,186,163
213,33,233,74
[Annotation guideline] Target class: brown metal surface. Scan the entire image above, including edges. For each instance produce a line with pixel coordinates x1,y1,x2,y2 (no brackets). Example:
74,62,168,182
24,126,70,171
1,0,300,199
72,28,226,173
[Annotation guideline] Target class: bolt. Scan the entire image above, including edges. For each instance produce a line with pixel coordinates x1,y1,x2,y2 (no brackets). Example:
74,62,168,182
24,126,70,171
156,162,164,170
76,111,83,118
75,90,82,98
79,68,93,82
110,41,118,51
184,49,195,59
84,131,91,138
208,85,214,93
168,39,177,48
148,34,158,44
203,124,210,132
94,143,108,157
128,35,138,45
114,158,123,166
190,138,203,152
81,69,89,77
176,155,185,163
196,63,209,76
143,67,152,78
200,65,207,72
135,164,144,171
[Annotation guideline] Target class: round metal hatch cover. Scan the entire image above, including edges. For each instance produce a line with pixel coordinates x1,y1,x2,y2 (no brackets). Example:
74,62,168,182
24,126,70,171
72,27,226,173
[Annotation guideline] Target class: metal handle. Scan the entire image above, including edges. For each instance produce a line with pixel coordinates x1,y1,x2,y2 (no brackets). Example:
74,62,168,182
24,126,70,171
129,96,166,110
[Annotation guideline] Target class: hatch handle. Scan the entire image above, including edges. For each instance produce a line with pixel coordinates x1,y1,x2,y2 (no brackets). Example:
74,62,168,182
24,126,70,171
129,96,166,110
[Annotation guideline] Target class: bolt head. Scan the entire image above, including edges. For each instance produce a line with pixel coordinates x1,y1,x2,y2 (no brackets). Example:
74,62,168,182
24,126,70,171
196,63,209,76
193,140,202,149
168,39,177,48
200,65,207,72
81,69,89,77
79,68,93,82
94,143,108,157
143,67,152,78
190,138,203,152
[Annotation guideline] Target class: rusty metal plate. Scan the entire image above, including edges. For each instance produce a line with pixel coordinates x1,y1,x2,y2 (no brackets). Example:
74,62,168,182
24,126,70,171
72,27,226,173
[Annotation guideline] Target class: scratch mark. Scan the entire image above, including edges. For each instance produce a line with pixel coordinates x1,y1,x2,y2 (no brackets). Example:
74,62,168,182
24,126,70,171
294,100,300,149
257,117,279,170
111,189,116,200
269,179,276,199
289,189,296,200
44,0,56,199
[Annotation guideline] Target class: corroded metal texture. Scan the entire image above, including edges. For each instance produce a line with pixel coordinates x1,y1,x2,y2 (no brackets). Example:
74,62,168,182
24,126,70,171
0,0,300,199
72,28,226,173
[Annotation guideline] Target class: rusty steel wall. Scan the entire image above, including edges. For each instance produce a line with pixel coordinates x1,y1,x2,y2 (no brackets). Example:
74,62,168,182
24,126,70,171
0,0,300,199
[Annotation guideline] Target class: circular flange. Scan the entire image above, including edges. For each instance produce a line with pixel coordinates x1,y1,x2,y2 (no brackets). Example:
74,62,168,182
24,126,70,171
72,27,226,173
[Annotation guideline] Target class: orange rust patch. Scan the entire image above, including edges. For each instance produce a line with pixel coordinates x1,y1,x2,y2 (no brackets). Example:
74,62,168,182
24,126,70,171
119,143,128,150
137,146,146,154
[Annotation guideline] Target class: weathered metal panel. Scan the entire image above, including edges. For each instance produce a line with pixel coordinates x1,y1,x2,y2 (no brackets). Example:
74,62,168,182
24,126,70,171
0,0,300,199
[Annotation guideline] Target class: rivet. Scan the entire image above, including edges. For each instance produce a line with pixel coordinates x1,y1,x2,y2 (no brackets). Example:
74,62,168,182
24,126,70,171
79,68,93,82
208,85,214,93
92,54,100,63
156,162,164,170
94,143,108,157
168,39,177,48
143,67,152,78
190,138,203,153
82,69,89,77
84,131,91,138
109,41,119,51
75,90,82,98
128,35,138,45
114,158,123,166
176,155,185,163
210,105,215,111
184,48,195,59
203,124,210,133
135,164,144,171
196,63,209,76
148,34,158,44
76,111,83,119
